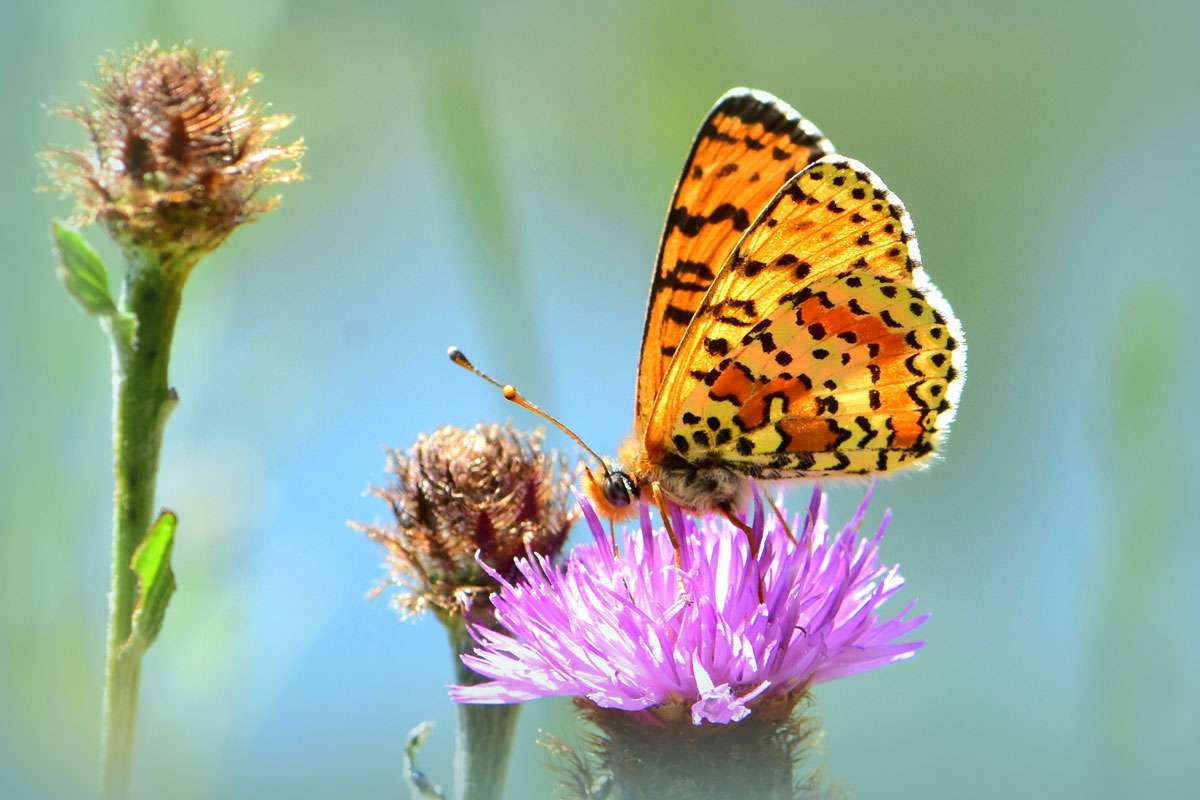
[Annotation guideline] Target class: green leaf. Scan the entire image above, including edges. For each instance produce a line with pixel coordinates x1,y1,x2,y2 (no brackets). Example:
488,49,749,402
52,221,118,316
127,510,177,653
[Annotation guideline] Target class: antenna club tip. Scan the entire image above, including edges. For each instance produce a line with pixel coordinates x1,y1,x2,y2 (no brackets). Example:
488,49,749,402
447,346,467,365
502,385,517,400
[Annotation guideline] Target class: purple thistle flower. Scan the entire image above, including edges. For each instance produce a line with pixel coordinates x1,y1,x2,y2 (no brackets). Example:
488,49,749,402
451,483,926,725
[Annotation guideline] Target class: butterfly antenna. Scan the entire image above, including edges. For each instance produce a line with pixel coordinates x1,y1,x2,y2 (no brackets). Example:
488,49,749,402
447,346,610,471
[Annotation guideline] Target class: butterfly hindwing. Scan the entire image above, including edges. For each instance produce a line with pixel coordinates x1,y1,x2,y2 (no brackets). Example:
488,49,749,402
635,89,833,428
645,156,966,477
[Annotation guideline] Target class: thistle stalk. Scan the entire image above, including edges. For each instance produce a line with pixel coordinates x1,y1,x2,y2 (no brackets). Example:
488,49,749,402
102,252,185,795
585,702,816,800
443,614,520,800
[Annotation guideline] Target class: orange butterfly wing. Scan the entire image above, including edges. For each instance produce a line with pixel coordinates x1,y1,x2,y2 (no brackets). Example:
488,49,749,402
644,156,966,476
635,89,833,430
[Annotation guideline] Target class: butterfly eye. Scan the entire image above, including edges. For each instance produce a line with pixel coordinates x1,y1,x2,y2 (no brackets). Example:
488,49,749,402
604,472,636,508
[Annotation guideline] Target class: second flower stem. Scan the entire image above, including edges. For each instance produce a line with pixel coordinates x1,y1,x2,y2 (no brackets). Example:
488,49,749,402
101,255,184,797
444,616,520,800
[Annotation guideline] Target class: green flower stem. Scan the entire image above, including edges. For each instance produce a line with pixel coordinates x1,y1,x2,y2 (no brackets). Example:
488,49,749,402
101,252,185,797
442,614,520,800
585,702,816,800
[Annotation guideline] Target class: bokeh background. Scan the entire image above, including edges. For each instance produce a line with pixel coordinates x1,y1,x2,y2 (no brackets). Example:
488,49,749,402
3,1,1198,798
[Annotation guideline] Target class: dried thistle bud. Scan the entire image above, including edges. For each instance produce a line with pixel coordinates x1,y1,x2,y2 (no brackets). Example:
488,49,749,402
41,42,303,268
354,424,577,620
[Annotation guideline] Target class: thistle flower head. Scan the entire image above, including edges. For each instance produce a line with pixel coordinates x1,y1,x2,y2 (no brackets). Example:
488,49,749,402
42,42,303,266
452,484,926,725
354,424,576,620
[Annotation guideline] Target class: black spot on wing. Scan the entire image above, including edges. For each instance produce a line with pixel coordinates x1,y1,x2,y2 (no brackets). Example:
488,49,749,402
667,203,752,238
663,304,695,324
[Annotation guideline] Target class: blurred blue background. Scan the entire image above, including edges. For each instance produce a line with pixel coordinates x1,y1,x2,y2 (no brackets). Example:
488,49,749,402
2,1,1198,797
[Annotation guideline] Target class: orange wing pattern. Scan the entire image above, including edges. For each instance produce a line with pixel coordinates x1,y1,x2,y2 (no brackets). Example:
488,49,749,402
635,89,833,428
645,156,966,477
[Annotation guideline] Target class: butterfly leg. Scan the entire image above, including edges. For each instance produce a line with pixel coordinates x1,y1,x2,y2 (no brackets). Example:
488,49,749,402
650,481,691,601
761,492,796,544
718,503,754,538
718,503,766,604
650,481,682,555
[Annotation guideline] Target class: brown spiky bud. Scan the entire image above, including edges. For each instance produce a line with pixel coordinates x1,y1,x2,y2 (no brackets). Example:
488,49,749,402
353,424,577,620
41,42,303,267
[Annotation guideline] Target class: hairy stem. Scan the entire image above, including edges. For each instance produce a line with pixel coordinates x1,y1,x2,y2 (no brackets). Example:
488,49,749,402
101,252,184,797
444,616,520,800
584,700,821,800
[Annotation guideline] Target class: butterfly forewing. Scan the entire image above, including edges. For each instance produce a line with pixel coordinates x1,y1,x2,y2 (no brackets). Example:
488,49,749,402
635,89,833,428
645,156,966,477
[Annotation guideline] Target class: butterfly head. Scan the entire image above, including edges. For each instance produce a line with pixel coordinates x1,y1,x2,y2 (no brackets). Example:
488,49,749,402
602,467,637,508
582,463,640,521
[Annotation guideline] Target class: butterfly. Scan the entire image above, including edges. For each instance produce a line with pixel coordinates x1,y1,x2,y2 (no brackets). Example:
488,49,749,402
452,88,965,524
